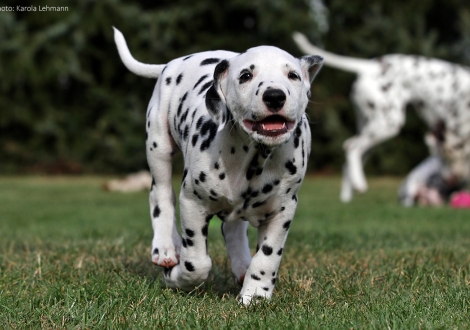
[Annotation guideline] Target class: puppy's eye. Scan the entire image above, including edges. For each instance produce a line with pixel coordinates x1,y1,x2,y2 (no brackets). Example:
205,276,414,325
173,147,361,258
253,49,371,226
239,71,253,84
288,71,300,80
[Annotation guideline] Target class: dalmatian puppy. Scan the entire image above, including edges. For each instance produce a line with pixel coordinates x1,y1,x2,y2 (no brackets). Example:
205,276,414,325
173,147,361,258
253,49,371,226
113,28,323,304
293,32,470,203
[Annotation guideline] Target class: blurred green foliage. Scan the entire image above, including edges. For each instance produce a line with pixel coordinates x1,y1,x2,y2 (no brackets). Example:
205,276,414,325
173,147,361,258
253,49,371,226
0,0,469,174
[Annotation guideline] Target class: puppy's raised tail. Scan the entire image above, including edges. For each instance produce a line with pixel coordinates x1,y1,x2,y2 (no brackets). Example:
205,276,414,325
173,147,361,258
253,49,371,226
293,32,379,75
113,27,165,79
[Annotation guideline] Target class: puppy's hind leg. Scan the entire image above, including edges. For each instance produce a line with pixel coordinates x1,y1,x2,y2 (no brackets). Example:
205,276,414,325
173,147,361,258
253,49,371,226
222,220,251,285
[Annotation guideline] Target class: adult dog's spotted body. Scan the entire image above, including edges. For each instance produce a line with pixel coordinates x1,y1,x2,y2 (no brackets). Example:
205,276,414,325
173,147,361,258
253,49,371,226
114,28,323,304
294,33,470,203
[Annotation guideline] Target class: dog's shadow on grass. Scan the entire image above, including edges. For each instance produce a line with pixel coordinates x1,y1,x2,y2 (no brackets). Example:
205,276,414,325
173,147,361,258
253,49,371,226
122,257,241,299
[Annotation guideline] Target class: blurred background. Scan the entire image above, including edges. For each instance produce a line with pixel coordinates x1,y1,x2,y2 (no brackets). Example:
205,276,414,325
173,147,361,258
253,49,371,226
1,0,469,176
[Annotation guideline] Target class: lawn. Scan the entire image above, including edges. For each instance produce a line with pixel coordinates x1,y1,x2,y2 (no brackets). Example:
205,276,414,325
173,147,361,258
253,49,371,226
1,175,469,329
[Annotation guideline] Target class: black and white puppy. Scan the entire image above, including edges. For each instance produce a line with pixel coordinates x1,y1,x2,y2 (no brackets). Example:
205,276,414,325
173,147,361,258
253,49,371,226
114,28,323,304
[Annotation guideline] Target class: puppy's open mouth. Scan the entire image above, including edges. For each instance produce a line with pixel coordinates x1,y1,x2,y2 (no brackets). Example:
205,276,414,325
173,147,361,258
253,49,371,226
243,115,295,137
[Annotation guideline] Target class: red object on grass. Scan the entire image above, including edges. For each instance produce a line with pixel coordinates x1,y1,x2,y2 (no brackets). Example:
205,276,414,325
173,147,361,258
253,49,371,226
450,191,470,209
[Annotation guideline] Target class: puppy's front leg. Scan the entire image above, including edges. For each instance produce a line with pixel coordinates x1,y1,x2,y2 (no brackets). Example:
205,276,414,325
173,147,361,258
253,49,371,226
163,192,213,291
239,204,297,304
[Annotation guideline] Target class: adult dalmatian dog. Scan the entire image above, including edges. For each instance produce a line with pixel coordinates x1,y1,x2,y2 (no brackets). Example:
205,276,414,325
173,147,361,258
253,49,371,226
293,32,470,203
114,28,323,304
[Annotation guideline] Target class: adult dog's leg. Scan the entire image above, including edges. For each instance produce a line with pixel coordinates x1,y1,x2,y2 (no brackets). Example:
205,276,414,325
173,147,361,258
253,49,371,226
147,101,182,269
340,164,354,202
222,220,251,285
163,191,213,290
342,105,404,199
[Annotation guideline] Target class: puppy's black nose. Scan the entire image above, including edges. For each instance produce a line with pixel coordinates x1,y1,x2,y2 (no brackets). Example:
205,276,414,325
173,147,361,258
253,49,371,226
262,89,286,112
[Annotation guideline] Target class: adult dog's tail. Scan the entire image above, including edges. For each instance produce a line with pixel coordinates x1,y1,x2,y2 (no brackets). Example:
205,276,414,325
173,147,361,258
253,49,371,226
113,27,165,79
293,32,379,75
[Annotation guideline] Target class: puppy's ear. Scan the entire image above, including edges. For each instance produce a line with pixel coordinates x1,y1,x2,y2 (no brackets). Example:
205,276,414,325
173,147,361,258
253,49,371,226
300,55,323,83
206,60,230,130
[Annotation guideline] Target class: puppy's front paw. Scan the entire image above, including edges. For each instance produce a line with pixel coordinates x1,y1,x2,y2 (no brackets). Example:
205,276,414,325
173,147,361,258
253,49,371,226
151,242,180,268
239,287,271,305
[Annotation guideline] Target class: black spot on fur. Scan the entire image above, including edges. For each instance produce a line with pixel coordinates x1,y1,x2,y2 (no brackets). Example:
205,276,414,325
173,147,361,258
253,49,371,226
184,261,195,272
277,248,283,256
186,238,194,247
246,155,262,180
201,224,208,237
165,77,172,85
272,278,276,285
176,73,183,85
262,245,273,256
153,205,161,218
251,201,266,209
283,221,291,230
196,117,204,129
182,239,187,248
183,55,193,61
262,183,273,194
209,196,218,202
199,172,206,182
200,58,220,66
243,198,251,209
200,120,218,151
183,126,189,140
177,92,188,116
214,162,219,170
219,173,226,180
293,124,302,148
231,147,236,154
194,74,209,89
251,274,261,281
198,81,213,95
262,287,269,291
153,248,159,255
186,229,195,237
285,161,297,175
260,270,265,275
243,145,249,152
192,134,199,147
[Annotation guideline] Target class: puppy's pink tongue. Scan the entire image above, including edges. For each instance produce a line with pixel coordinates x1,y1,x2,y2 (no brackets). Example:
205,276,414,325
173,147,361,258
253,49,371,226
262,121,286,131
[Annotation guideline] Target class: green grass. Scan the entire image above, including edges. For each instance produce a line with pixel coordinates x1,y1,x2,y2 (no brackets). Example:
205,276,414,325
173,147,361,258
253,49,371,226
1,176,470,329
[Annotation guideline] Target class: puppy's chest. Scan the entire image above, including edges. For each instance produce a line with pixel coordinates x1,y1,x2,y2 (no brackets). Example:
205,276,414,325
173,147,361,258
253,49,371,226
182,144,306,226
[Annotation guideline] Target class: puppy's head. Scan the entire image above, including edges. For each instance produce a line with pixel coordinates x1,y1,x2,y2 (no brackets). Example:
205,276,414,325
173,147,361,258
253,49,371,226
206,46,323,146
